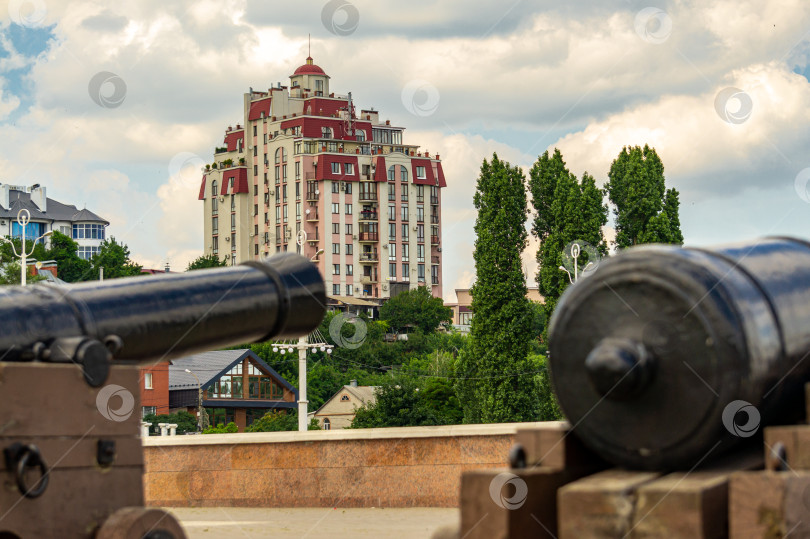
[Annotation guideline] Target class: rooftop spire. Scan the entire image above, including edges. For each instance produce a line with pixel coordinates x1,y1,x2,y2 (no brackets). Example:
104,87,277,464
308,33,311,58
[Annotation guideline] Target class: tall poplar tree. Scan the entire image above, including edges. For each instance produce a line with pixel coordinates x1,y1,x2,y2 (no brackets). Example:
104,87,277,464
457,154,539,423
606,145,683,248
529,150,607,325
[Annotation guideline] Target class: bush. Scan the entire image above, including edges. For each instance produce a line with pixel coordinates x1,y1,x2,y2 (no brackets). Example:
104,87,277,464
247,410,321,432
203,422,238,434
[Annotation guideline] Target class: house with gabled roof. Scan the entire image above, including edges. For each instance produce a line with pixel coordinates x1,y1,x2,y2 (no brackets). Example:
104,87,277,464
312,380,378,430
167,349,298,432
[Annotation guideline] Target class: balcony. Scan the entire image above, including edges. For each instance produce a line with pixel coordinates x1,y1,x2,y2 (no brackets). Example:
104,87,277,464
359,252,379,263
431,255,440,264
360,275,378,284
359,232,379,242
359,192,378,202
306,192,319,201
430,196,439,205
431,235,440,245
306,211,319,222
307,233,320,243
359,210,378,221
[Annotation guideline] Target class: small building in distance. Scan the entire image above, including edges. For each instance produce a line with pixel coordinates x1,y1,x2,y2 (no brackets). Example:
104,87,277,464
0,184,108,260
446,287,544,333
312,380,378,430
140,364,170,418
168,349,298,432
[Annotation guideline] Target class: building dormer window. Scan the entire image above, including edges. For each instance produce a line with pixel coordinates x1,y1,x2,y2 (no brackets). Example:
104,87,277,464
341,395,350,402
322,127,333,139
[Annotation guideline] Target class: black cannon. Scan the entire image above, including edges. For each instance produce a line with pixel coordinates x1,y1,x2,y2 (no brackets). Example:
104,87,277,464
548,237,810,470
0,253,325,538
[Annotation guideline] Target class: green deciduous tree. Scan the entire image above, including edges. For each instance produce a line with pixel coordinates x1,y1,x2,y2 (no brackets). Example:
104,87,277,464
606,145,683,248
46,231,92,282
91,237,142,278
456,153,540,423
379,286,452,334
529,149,608,326
186,253,227,271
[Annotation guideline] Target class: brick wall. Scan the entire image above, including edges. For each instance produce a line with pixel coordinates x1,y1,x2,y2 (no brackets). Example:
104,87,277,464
143,423,551,507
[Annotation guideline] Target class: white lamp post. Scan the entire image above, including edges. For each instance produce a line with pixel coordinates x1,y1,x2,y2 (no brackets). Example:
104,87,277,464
559,242,594,284
0,209,52,286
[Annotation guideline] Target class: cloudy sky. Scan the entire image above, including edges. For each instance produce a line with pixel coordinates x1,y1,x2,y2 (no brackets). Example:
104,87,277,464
2,0,810,300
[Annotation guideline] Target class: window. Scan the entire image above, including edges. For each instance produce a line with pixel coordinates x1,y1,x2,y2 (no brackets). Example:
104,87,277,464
388,204,396,221
332,243,340,254
402,244,409,261
345,223,353,235
275,148,281,164
346,284,354,296
283,205,288,223
432,264,439,285
282,164,287,181
401,205,409,221
389,243,396,260
418,264,425,281
253,146,257,157
344,182,352,194
144,373,153,389
417,224,425,242
77,246,100,260
295,161,301,180
418,244,425,262
231,196,235,210
332,284,340,295
345,204,352,215
332,223,340,234
402,263,410,280
275,206,281,224
388,183,396,201
357,130,366,142
417,185,424,203
401,187,409,202
345,163,354,175
346,264,353,276
323,418,331,430
333,264,340,275
72,223,106,240
142,406,156,418
211,180,218,195
275,166,280,183
322,126,332,138
417,206,424,222
332,181,340,193
388,166,396,182
346,244,353,255
400,165,408,182
389,262,396,278
416,166,426,179
332,203,340,214
296,202,301,220
296,181,300,200
212,197,218,215
402,224,409,240
388,223,396,241
212,215,220,233
212,236,218,254
253,125,257,136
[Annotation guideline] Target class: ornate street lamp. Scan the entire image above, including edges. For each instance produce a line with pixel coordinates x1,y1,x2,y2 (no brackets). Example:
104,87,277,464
0,209,52,285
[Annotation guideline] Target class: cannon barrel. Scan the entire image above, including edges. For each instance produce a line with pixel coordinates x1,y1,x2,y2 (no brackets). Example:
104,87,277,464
0,253,325,370
548,237,810,470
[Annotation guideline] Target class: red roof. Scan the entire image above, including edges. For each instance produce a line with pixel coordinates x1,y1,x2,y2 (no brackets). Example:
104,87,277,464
436,162,447,188
293,57,327,76
316,155,360,182
374,156,387,182
198,175,206,200
224,129,244,152
411,159,436,186
220,168,249,195
248,98,272,121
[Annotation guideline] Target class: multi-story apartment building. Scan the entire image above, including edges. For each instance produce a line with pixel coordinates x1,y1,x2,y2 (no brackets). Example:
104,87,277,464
0,184,108,259
199,57,445,301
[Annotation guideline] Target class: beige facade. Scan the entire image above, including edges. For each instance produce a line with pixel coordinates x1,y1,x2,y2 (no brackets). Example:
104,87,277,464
313,383,377,430
199,57,446,302
447,287,545,330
